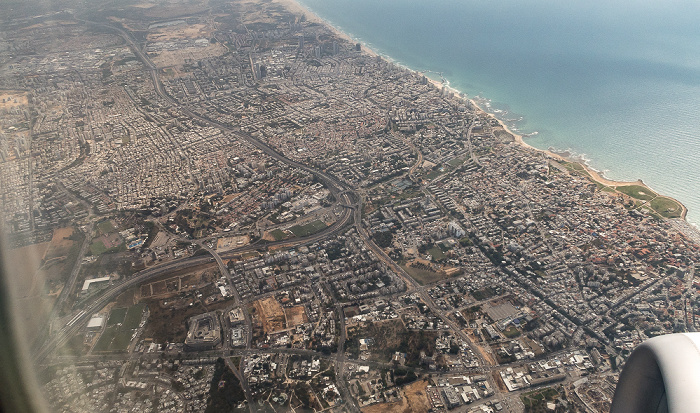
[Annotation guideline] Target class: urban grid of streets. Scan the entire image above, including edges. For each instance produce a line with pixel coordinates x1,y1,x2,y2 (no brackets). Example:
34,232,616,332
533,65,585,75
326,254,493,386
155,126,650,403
1,0,700,412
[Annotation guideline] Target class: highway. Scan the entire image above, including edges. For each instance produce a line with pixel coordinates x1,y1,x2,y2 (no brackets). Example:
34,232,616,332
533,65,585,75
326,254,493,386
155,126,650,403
33,21,363,413
43,18,504,411
334,303,361,413
33,200,362,362
224,355,256,413
31,221,93,351
35,255,213,361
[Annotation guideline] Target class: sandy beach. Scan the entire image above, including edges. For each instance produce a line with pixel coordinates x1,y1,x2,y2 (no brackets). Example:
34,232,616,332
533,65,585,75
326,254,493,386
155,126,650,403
424,77,645,186
490,116,688,218
489,113,687,218
274,0,378,57
275,0,690,222
423,72,684,204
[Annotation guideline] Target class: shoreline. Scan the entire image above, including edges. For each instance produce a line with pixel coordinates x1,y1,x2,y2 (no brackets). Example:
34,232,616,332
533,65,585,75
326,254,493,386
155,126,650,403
423,77,690,220
276,0,691,224
276,0,378,58
495,116,689,221
485,108,689,220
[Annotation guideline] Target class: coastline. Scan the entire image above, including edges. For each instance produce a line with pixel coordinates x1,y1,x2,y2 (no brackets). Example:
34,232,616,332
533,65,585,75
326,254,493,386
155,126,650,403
276,0,378,57
413,71,657,189
488,110,689,220
495,116,689,220
422,78,647,184
276,0,691,224
422,76,690,220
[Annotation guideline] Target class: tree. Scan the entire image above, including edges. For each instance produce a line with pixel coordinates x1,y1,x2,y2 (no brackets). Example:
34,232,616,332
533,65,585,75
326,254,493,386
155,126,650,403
373,231,393,248
205,358,245,413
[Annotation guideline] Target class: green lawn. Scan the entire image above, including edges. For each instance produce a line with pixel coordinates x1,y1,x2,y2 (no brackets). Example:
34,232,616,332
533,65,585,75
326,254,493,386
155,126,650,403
521,387,560,412
89,240,107,256
270,229,288,241
104,242,126,255
123,304,146,329
395,190,422,201
93,327,118,352
97,220,116,234
503,326,521,338
95,304,145,352
561,161,594,179
94,327,133,352
561,161,584,171
290,220,327,237
615,185,656,201
448,157,465,167
650,197,683,218
425,169,443,180
427,246,446,261
471,287,498,301
106,307,128,327
110,330,133,351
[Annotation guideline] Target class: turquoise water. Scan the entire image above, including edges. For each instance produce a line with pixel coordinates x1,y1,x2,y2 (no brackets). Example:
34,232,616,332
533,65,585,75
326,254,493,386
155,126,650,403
298,0,700,224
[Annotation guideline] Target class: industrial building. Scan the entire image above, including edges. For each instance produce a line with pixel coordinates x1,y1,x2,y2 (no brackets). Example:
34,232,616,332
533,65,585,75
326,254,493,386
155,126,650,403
184,312,221,350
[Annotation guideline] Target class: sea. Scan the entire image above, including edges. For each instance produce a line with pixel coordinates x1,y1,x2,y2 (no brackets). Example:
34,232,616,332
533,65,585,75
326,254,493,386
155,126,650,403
297,0,700,225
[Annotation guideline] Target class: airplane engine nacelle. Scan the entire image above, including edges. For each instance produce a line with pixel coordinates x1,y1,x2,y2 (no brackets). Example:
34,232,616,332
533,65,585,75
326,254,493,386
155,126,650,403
611,333,700,413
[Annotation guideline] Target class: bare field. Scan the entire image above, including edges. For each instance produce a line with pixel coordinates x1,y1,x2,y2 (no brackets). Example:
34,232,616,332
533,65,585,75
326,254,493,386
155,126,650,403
148,230,170,249
130,2,157,8
284,305,308,328
6,242,50,297
116,1,209,20
160,66,190,79
147,24,211,42
37,227,79,293
255,297,286,333
0,91,28,109
362,379,431,413
216,235,250,251
492,371,508,392
239,0,289,25
147,262,216,283
401,259,448,285
44,227,75,257
139,271,206,299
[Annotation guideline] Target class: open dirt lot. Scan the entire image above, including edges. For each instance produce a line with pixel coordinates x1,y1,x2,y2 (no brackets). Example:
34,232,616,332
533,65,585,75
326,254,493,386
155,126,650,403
150,44,227,68
216,235,250,251
284,305,308,328
44,227,75,257
140,272,201,298
255,297,286,333
148,230,170,249
0,92,28,109
6,242,50,299
139,270,209,299
362,379,431,413
120,1,209,20
147,24,212,42
466,330,497,365
130,2,157,8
